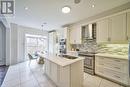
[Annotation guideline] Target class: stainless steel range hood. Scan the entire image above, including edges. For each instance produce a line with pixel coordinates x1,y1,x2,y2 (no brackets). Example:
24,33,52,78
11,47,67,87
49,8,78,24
82,23,96,41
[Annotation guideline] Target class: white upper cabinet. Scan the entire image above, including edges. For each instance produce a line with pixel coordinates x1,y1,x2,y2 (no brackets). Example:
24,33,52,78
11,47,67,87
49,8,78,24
57,27,68,39
127,12,130,41
69,26,75,44
69,25,82,44
109,13,127,42
97,19,109,43
69,11,129,44
97,13,127,43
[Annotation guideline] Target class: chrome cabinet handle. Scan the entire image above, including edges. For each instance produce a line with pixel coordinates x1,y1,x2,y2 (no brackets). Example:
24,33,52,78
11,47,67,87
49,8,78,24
114,60,121,62
100,58,104,60
108,37,111,41
114,67,120,69
114,75,120,78
126,36,129,41
100,64,104,65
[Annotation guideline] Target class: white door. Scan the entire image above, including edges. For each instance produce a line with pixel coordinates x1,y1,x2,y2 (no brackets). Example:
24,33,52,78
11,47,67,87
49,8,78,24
109,13,127,42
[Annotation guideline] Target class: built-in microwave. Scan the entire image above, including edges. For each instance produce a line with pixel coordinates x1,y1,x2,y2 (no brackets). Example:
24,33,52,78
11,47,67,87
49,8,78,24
59,39,66,55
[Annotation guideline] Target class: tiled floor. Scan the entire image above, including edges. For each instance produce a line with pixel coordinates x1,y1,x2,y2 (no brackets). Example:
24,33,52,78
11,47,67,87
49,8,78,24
0,65,8,86
1,60,124,87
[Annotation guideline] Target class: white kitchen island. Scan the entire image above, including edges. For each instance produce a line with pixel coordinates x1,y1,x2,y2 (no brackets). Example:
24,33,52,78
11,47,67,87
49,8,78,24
39,54,84,87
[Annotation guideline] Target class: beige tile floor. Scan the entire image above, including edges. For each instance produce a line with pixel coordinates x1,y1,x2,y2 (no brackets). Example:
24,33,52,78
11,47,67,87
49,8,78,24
1,60,124,87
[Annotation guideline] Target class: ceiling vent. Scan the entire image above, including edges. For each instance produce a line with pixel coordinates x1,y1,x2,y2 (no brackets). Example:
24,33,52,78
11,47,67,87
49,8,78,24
74,0,81,4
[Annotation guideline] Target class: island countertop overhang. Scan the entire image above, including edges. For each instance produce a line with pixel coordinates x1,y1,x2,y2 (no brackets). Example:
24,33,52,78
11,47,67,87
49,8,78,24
38,54,84,67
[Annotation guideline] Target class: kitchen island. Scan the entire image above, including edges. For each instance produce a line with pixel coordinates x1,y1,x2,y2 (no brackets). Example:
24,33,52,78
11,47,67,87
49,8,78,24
39,54,84,87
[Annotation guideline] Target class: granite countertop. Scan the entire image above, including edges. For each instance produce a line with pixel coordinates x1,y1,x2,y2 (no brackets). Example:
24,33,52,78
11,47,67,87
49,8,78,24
95,53,128,60
38,53,84,67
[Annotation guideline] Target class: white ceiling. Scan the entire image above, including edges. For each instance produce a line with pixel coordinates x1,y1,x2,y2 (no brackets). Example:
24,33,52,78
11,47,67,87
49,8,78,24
7,0,130,31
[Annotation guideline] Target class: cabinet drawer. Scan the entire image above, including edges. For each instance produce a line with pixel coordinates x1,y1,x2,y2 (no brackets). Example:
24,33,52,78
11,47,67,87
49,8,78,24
96,56,127,64
103,67,129,85
95,66,129,85
97,61,128,73
95,56,128,73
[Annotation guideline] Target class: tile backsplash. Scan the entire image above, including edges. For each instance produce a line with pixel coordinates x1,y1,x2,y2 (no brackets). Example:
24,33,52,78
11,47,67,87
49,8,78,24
71,40,98,52
71,40,128,55
97,44,128,55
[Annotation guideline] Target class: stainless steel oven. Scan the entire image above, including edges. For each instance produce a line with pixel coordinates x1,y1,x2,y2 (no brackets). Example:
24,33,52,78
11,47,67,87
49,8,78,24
84,55,95,75
79,53,95,75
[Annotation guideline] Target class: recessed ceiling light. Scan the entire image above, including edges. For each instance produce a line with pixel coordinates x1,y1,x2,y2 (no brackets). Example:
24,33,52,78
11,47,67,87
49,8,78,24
24,7,28,10
92,5,95,8
62,6,71,14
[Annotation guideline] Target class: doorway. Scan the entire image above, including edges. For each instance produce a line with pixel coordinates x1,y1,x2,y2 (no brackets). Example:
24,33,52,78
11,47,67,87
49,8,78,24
25,34,48,61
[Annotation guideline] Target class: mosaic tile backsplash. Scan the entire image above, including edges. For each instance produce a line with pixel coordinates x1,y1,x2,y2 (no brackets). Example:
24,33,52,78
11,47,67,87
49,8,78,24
71,40,128,55
71,40,98,52
97,44,128,55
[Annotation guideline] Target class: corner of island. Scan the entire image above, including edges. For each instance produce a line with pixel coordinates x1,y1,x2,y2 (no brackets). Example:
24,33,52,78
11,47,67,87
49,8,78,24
38,54,84,87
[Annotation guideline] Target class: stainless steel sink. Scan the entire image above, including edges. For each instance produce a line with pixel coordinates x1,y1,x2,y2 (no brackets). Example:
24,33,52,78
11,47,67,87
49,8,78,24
62,55,78,59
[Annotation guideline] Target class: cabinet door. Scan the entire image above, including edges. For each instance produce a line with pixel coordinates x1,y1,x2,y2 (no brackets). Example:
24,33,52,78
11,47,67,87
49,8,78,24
127,12,130,41
58,66,70,87
75,25,82,44
109,13,127,42
45,60,51,76
97,19,109,43
50,63,58,84
69,25,82,44
69,26,75,44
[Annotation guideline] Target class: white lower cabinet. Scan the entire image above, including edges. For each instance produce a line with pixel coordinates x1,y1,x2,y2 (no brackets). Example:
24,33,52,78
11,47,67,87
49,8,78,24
58,66,70,87
95,56,129,86
96,13,127,43
50,62,58,84
45,60,51,76
44,59,83,87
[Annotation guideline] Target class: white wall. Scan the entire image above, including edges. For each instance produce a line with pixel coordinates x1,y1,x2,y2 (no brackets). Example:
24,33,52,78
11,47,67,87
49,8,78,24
10,23,18,65
0,14,10,66
0,22,6,65
6,28,10,65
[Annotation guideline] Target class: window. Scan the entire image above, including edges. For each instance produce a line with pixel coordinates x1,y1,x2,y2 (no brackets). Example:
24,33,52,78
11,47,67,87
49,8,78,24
26,35,47,56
